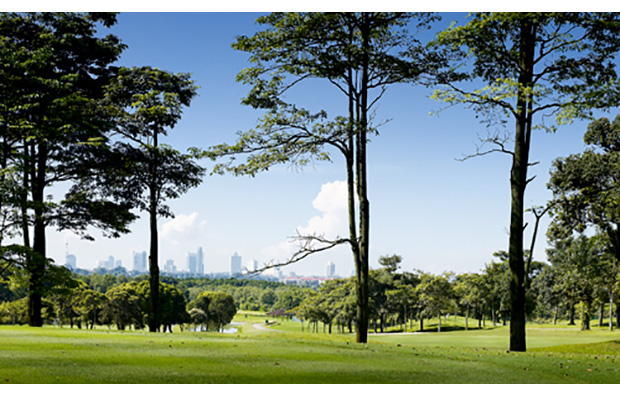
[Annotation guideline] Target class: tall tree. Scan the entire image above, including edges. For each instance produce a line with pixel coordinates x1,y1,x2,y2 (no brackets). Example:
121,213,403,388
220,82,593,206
432,12,620,351
547,234,606,330
207,12,439,343
548,115,620,330
0,12,136,326
416,272,453,332
105,66,204,332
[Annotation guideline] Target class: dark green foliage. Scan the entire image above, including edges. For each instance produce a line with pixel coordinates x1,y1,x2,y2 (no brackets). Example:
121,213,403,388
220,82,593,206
432,12,620,351
0,12,136,327
548,115,620,330
187,291,237,332
136,280,190,332
104,66,203,332
102,282,144,331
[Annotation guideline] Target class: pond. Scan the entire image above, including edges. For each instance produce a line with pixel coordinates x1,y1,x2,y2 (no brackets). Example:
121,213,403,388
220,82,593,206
186,321,241,334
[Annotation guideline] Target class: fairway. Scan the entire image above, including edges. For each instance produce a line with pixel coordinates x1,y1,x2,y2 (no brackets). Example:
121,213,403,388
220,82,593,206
1,320,619,384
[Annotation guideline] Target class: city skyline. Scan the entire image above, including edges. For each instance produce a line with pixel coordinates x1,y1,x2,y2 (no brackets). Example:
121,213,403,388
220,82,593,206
32,11,610,279
64,247,340,277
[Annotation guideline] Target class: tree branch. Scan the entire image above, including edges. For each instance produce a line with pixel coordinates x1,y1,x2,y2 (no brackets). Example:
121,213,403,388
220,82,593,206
240,231,352,277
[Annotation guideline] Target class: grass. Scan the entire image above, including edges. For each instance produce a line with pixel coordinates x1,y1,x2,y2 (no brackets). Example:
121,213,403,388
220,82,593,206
1,315,620,384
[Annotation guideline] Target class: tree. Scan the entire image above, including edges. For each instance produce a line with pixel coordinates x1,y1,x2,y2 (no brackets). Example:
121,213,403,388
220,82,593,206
105,66,204,332
378,254,402,273
207,12,439,343
103,282,143,331
72,287,108,329
433,13,620,351
530,263,563,324
260,289,277,311
136,280,189,332
483,258,511,326
454,272,486,330
0,12,137,327
188,291,237,332
416,272,453,332
549,115,620,330
548,234,607,330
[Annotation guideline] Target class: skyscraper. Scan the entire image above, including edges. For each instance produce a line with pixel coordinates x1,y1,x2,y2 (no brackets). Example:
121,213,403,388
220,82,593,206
197,247,204,275
230,252,241,276
133,251,147,273
326,261,335,278
65,254,77,270
187,252,197,274
164,259,176,273
186,247,205,275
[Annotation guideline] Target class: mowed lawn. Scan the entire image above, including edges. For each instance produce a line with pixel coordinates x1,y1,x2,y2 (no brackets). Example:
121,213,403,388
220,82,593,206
1,317,620,384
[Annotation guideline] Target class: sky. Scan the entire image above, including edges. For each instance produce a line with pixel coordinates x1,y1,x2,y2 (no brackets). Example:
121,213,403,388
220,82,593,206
12,7,619,277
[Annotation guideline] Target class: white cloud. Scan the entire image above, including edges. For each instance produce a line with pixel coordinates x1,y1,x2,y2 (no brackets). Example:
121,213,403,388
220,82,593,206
297,180,348,238
160,212,206,245
260,180,350,265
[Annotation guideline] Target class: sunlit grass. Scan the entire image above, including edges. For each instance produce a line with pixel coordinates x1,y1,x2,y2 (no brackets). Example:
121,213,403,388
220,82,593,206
1,317,619,384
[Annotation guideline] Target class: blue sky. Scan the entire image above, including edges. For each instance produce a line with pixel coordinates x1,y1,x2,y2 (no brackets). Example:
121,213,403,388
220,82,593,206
40,11,612,277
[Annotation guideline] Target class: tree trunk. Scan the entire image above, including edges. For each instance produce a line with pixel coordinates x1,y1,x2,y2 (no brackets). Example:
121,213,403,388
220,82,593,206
420,317,424,332
148,133,160,333
553,305,558,325
352,15,371,345
508,19,536,352
581,300,591,331
598,301,604,327
28,143,47,327
437,313,441,332
609,292,614,331
568,303,576,325
465,306,469,331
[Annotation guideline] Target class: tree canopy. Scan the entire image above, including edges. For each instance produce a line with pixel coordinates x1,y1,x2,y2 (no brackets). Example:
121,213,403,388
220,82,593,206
432,12,620,351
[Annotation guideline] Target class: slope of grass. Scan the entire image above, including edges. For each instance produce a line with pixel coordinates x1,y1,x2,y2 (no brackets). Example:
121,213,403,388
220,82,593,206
1,323,620,384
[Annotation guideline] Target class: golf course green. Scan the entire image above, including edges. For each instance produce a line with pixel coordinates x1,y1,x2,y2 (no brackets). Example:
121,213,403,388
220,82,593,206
1,313,619,384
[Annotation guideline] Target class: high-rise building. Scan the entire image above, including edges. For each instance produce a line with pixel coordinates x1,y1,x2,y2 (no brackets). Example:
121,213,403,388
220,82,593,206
133,251,147,273
197,247,204,275
248,259,258,272
65,254,77,270
98,256,116,270
326,261,335,278
187,248,204,275
187,252,197,274
230,252,242,276
164,259,176,273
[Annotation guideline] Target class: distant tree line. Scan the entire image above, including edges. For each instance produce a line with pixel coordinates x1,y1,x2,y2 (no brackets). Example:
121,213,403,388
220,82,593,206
0,271,309,331
294,251,620,334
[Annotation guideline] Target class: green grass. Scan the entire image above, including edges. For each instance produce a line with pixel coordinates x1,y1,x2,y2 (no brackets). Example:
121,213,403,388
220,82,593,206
1,318,620,383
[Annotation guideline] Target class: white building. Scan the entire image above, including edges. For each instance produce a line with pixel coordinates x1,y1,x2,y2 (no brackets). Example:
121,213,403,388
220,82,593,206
230,252,242,276
133,251,147,273
187,252,197,274
326,261,335,278
247,259,258,273
98,256,116,270
187,247,204,275
164,259,176,274
65,254,77,270
197,247,204,275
